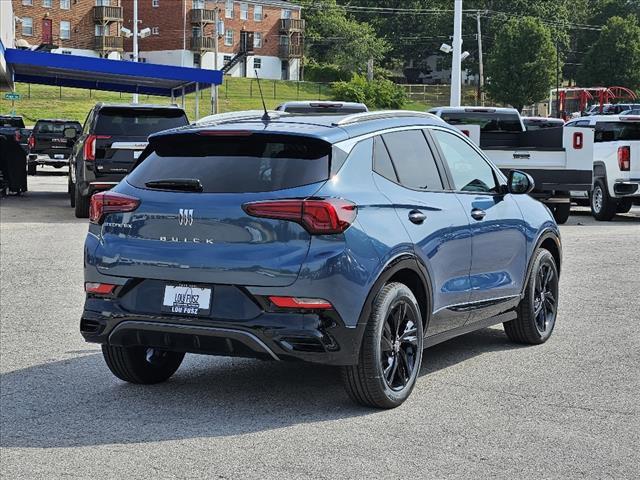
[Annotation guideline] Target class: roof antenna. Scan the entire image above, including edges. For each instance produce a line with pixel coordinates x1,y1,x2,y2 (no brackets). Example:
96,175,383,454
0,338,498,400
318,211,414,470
254,70,270,122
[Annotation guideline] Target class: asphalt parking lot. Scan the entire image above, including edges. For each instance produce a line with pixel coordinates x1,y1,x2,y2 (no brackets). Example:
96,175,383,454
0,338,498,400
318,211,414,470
1,169,639,479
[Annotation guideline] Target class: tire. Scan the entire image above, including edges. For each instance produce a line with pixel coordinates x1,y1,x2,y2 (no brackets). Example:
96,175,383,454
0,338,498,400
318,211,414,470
102,345,185,384
504,249,559,345
74,185,90,218
68,176,75,207
551,203,571,224
342,282,424,409
27,163,36,176
591,179,617,221
616,199,632,214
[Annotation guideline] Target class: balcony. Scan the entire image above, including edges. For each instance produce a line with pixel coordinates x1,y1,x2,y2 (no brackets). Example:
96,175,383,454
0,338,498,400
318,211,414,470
279,44,303,58
191,8,216,24
280,19,305,32
190,36,216,51
93,5,123,23
94,35,123,51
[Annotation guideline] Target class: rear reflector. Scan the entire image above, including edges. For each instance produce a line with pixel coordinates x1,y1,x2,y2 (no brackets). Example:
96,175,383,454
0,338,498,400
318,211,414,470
618,146,631,171
85,282,116,295
269,296,333,309
243,198,357,235
89,191,140,224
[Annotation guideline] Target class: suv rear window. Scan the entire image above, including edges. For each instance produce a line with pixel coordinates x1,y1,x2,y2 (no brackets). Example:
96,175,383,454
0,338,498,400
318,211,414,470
0,117,25,128
595,122,640,142
439,112,523,132
128,134,331,193
95,108,188,136
35,121,81,134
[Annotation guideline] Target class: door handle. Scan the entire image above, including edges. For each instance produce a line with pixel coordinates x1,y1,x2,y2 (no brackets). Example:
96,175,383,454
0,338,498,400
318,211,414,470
471,208,486,221
408,210,426,224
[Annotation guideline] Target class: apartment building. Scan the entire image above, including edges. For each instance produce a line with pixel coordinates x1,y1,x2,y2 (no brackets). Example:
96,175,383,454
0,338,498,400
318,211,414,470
120,0,304,80
12,0,124,59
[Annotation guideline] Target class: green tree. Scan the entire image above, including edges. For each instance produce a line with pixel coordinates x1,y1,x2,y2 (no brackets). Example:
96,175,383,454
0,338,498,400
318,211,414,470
300,0,389,75
485,16,558,111
577,16,640,90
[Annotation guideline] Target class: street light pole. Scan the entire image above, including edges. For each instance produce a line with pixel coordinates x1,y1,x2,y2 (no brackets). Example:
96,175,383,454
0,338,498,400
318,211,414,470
450,0,463,107
132,0,139,104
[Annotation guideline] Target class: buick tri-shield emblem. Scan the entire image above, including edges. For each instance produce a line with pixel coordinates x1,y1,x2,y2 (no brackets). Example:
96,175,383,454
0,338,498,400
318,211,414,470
178,209,194,226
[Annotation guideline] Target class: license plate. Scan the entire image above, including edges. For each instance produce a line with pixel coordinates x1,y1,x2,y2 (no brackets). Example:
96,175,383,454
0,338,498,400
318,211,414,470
162,285,212,316
133,150,142,159
54,154,65,159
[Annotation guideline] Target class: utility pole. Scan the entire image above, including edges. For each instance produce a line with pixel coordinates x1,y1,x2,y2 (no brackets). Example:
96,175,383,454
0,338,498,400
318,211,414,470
476,11,485,106
132,0,139,104
450,0,463,107
212,8,219,114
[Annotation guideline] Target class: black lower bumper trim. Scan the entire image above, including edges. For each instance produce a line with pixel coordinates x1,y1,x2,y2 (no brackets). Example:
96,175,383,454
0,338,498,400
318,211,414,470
108,321,280,361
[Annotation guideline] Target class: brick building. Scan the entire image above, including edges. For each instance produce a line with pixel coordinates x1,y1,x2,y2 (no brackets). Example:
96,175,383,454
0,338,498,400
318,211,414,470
120,0,304,80
12,0,124,59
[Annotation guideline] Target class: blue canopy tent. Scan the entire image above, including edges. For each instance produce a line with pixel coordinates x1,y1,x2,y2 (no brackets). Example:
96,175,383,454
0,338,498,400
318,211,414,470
3,48,223,117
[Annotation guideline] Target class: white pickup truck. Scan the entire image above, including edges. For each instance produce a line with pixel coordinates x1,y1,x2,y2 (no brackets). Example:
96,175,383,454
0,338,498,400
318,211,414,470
564,114,640,220
429,107,593,223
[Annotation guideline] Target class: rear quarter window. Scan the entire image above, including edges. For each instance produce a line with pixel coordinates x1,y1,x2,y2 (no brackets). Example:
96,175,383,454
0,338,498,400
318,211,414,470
594,122,640,142
128,133,332,193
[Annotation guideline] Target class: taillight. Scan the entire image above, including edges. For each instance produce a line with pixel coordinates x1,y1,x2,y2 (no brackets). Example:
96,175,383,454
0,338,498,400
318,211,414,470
268,296,333,310
89,191,140,224
85,282,116,295
83,134,111,161
618,146,630,171
243,198,357,235
28,135,35,150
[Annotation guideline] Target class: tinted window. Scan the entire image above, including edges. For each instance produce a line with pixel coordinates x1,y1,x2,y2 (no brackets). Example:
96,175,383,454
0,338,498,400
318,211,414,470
373,136,397,182
440,112,522,132
0,117,25,128
382,130,443,190
432,130,498,193
594,122,640,142
95,108,188,136
523,119,564,130
128,134,331,193
35,121,81,134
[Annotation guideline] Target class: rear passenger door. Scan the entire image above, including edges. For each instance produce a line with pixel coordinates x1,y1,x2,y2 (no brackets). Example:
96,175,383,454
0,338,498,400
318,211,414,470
430,128,527,322
372,129,473,335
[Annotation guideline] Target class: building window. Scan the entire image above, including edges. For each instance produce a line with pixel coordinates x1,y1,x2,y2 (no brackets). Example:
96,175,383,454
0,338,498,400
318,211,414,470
240,3,248,20
279,35,289,46
96,0,110,6
192,0,204,8
281,9,291,19
152,0,159,6
225,0,233,19
43,0,52,7
152,26,160,35
22,0,33,5
193,53,201,66
253,5,262,21
192,26,201,38
95,24,106,36
60,0,70,9
223,55,232,63
253,58,261,69
60,21,71,39
224,29,233,46
22,17,33,36
253,32,262,48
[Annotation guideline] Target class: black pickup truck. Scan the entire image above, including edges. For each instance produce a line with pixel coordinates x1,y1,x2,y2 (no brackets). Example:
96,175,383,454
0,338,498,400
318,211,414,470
27,119,82,175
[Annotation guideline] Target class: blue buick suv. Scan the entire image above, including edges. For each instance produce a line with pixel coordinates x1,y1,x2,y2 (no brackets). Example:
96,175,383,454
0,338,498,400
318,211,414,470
81,111,561,408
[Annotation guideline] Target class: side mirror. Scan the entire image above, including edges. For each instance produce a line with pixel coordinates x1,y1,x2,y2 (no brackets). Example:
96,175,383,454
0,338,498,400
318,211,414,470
63,127,77,139
507,170,535,195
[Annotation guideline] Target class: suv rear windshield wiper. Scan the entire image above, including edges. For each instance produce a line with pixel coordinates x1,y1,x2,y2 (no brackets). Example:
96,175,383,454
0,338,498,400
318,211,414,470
144,178,204,192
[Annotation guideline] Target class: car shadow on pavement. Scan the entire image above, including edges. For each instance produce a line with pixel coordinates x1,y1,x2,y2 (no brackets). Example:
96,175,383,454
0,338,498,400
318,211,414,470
0,328,519,449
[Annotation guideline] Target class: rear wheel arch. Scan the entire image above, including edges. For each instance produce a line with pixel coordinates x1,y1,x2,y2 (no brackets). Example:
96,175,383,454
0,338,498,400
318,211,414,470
358,255,433,332
593,161,607,182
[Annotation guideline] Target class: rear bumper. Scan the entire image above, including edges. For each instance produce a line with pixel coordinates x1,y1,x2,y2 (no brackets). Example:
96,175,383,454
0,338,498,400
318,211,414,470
613,180,640,197
28,153,69,166
81,303,363,366
500,168,592,199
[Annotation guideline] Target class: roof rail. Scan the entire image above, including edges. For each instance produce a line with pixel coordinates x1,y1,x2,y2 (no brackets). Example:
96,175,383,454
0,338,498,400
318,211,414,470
195,110,288,126
333,110,438,126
